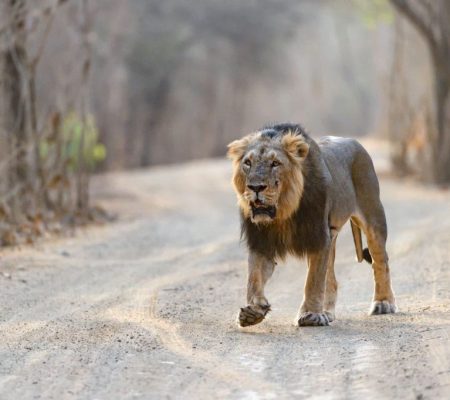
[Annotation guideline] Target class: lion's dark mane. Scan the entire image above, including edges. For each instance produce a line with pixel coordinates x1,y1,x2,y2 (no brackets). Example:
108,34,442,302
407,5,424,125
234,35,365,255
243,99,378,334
240,123,329,260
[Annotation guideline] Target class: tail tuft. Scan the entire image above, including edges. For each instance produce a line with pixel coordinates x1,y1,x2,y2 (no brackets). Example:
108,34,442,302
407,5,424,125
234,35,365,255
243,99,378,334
362,248,372,264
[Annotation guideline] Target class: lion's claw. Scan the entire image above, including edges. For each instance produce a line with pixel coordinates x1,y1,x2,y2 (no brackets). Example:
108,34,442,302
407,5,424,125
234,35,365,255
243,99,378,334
298,312,330,327
238,305,270,327
369,300,397,315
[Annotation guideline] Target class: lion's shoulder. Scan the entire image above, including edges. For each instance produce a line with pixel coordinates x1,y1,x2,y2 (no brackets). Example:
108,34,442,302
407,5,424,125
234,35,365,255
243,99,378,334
319,136,364,152
318,136,374,173
318,136,370,157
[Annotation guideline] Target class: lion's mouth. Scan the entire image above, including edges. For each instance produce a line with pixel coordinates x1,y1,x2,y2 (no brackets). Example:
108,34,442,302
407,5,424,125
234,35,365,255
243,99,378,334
251,201,276,219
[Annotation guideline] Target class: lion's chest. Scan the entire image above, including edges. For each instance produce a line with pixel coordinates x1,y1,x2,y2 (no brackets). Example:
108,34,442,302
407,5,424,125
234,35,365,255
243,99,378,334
242,212,328,260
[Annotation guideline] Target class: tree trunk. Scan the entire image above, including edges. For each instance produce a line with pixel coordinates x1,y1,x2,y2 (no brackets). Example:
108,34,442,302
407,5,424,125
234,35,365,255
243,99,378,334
1,0,28,216
77,0,92,213
433,61,450,183
390,0,450,184
5,0,27,174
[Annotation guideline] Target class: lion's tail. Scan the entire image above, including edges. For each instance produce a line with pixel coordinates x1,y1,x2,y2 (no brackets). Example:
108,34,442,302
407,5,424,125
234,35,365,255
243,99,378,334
350,219,372,264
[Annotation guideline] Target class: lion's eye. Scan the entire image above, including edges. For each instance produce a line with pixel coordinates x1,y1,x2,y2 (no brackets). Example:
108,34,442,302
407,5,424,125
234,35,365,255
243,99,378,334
271,160,281,168
244,159,251,167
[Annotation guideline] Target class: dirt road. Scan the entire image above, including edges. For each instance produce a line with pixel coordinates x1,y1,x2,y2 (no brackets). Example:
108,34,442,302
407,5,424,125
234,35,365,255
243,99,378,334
1,145,450,399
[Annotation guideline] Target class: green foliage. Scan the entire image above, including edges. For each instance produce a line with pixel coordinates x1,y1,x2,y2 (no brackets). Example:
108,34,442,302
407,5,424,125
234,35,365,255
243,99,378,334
40,112,106,171
352,0,394,29
63,112,106,169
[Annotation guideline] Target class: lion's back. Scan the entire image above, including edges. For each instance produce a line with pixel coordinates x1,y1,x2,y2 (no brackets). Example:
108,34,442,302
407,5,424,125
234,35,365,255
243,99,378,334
318,136,369,167
318,136,380,219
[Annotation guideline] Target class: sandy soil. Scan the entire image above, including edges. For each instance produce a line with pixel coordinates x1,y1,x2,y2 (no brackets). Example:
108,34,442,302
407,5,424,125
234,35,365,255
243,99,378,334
0,143,449,399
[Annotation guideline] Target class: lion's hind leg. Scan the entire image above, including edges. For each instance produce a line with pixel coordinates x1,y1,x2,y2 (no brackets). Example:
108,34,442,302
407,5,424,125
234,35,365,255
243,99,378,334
352,149,397,315
358,211,397,315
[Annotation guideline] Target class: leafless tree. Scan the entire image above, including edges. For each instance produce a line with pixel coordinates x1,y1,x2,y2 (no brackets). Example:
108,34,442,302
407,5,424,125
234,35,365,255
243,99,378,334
0,0,100,246
390,0,450,183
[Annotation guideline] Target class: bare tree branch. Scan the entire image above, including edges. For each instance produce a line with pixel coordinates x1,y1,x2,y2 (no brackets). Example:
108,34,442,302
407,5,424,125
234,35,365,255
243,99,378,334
391,0,450,182
30,11,55,70
0,0,69,38
389,0,437,53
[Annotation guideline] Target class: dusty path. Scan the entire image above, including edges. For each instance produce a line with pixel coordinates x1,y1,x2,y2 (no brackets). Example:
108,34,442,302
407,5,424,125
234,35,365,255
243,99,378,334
1,145,450,399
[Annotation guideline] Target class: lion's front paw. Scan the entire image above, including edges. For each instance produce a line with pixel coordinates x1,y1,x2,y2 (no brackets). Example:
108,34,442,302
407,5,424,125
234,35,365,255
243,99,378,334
297,312,330,327
369,300,397,315
238,305,270,327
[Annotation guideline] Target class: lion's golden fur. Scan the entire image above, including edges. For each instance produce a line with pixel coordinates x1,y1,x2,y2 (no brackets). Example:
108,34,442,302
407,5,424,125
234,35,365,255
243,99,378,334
227,123,396,327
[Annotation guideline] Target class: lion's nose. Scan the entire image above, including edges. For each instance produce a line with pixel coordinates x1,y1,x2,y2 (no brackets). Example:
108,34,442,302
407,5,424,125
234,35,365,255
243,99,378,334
247,184,267,194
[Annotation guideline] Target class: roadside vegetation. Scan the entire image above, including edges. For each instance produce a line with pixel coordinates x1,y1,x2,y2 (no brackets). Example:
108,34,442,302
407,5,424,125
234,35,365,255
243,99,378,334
1,0,449,247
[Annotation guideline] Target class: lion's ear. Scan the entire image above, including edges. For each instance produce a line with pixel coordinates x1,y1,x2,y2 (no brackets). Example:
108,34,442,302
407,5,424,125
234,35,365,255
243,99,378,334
227,135,253,161
282,133,309,161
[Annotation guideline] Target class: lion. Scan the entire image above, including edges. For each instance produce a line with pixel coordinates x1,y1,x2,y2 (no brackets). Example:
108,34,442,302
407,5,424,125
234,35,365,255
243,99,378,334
227,123,396,327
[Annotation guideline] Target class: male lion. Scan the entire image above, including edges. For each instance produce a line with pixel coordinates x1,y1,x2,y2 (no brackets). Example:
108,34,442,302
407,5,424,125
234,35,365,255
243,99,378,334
227,123,396,327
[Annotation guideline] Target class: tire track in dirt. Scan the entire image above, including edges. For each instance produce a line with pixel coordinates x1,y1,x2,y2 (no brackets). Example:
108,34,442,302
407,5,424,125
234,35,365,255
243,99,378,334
0,157,449,399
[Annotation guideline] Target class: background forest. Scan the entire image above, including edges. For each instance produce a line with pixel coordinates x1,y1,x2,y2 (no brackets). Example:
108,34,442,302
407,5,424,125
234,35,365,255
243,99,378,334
0,0,449,244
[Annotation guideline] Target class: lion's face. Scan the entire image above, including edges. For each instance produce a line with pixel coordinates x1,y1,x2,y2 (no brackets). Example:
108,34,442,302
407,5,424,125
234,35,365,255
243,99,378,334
227,130,309,224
